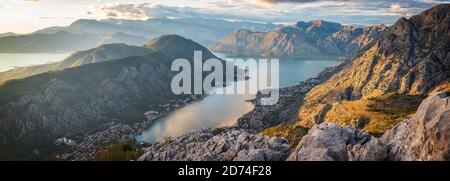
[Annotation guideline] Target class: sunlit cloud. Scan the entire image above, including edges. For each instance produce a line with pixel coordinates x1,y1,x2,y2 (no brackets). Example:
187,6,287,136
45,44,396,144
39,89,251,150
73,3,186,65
390,3,401,13
0,0,448,33
83,0,446,25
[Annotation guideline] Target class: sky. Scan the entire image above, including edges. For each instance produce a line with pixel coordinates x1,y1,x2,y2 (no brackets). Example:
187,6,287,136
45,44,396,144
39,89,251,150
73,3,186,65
0,0,448,34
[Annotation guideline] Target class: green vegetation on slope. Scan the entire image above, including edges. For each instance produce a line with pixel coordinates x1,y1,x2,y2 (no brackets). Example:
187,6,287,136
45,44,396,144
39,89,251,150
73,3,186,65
95,140,144,161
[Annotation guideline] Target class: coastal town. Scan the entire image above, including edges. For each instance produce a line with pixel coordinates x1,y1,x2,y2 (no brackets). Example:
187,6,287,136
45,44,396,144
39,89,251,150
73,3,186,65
52,94,204,160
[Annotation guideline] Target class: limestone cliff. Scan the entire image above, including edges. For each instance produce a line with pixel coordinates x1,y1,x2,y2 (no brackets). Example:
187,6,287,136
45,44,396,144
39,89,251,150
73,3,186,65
289,92,450,161
298,4,450,130
210,20,387,58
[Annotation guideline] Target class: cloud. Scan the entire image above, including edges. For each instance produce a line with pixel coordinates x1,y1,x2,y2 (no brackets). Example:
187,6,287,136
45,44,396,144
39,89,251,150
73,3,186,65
23,0,39,2
389,3,416,17
94,3,186,19
98,3,151,19
88,0,447,25
390,3,401,13
257,0,339,3
91,3,248,20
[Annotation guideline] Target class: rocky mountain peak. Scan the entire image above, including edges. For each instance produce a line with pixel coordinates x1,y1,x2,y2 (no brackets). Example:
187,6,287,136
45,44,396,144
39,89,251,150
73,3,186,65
234,28,255,35
289,20,343,35
294,21,309,29
378,4,449,58
305,4,449,101
145,34,199,51
308,20,342,30
145,34,217,60
298,4,449,132
409,3,449,27
58,43,153,68
211,20,382,58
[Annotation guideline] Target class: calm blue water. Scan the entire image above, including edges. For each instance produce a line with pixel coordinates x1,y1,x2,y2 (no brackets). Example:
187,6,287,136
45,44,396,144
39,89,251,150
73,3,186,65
136,56,340,143
0,53,70,72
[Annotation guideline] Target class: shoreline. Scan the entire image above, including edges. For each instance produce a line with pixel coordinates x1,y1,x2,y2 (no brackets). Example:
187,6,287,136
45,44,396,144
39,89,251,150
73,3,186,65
59,94,206,160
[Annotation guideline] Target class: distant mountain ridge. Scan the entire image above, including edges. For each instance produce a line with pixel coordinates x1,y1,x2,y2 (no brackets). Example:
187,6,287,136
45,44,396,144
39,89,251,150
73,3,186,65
0,32,19,38
0,43,153,84
0,18,279,53
0,31,149,53
210,20,387,58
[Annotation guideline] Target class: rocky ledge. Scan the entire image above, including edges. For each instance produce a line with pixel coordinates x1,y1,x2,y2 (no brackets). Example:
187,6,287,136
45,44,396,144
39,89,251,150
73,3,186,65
138,126,290,161
288,92,450,161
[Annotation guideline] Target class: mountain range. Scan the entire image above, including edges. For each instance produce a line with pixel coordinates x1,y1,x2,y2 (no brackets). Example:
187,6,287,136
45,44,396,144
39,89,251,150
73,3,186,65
138,4,450,161
0,35,225,159
0,4,449,161
0,18,278,53
0,43,153,84
297,3,450,135
0,32,18,38
210,20,387,58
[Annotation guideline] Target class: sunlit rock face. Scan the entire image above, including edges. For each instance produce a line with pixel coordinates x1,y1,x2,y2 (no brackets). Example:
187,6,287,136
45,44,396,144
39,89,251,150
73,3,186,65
298,4,450,128
138,127,291,161
210,20,387,58
288,92,450,161
381,92,450,161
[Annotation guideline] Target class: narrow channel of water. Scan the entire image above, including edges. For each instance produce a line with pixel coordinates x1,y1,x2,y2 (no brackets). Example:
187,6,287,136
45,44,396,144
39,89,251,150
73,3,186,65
0,53,70,72
136,57,340,143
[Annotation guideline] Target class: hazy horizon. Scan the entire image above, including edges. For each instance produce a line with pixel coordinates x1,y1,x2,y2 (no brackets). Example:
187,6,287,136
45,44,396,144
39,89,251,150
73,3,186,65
0,0,448,34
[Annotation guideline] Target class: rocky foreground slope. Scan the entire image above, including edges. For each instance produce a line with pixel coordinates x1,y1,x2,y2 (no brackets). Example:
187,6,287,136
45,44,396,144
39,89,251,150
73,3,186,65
210,20,387,58
138,127,291,161
139,92,450,161
289,92,450,161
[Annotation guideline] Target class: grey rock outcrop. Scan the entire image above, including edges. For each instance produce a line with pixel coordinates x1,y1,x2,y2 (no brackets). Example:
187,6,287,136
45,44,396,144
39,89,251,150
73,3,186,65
287,123,386,161
381,92,450,161
289,92,450,161
138,127,290,161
